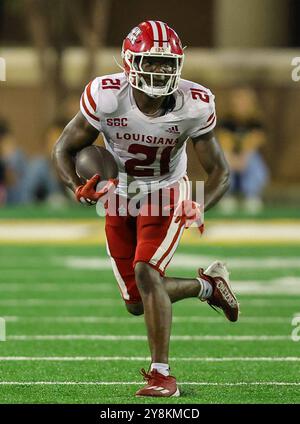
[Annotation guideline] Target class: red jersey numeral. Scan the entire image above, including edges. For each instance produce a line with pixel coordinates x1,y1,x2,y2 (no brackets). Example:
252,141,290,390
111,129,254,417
125,144,174,177
125,145,157,177
102,78,121,90
191,88,209,103
160,146,174,175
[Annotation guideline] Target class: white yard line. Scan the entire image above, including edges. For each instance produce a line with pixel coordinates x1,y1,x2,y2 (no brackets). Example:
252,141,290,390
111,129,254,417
61,255,300,270
243,299,300,307
0,299,299,307
0,223,92,241
2,221,300,243
231,278,300,295
2,278,300,295
173,255,300,269
0,284,113,292
0,299,117,306
0,356,299,362
0,381,299,386
3,316,295,324
6,335,291,341
3,254,300,270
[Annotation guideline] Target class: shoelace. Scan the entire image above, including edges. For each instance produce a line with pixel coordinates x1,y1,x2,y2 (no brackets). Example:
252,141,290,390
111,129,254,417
140,368,151,381
140,368,168,384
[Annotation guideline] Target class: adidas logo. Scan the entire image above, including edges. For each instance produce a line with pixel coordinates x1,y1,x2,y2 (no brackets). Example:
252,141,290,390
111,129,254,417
166,125,180,134
147,386,170,394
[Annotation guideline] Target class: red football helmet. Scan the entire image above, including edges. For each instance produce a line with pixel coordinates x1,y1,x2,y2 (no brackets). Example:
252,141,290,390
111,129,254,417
121,21,184,97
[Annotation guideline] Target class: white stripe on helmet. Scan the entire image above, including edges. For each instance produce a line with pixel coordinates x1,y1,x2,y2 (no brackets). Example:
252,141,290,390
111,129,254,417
148,20,160,47
157,21,168,48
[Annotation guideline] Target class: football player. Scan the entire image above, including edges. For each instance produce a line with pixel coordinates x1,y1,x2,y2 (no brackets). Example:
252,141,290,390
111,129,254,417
53,20,239,397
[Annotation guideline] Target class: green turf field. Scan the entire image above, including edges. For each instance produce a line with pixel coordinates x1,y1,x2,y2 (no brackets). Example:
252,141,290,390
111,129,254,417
0,240,300,404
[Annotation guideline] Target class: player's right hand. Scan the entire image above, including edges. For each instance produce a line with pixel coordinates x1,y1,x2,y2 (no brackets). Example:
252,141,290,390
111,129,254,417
174,200,205,234
164,200,205,235
75,174,118,206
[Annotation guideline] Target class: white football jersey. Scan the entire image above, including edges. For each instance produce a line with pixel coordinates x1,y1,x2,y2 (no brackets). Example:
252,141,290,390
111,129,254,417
80,72,216,197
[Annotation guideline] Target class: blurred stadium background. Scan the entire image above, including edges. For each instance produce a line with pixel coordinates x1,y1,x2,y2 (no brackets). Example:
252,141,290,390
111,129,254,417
0,0,300,404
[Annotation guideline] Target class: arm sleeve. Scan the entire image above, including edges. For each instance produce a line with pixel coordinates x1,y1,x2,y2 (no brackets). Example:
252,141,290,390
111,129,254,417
188,89,217,139
80,78,102,132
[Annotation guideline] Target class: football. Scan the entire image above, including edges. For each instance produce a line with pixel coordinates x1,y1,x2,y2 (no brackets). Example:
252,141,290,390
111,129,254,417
75,145,118,182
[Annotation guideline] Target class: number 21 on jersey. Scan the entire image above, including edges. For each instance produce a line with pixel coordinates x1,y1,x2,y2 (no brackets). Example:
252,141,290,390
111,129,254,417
125,144,174,177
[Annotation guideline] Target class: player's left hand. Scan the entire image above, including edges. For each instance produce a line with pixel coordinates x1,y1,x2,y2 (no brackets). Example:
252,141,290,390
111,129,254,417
165,200,204,234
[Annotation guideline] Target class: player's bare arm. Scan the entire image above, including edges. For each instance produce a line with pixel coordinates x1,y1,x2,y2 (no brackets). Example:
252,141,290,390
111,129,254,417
192,130,230,211
52,111,99,192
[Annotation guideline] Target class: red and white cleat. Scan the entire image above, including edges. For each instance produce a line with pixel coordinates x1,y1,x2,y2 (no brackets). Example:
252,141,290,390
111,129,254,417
199,261,240,322
135,369,180,397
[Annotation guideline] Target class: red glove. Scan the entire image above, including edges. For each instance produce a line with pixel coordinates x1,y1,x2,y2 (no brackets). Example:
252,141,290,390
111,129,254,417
165,200,204,234
75,174,118,206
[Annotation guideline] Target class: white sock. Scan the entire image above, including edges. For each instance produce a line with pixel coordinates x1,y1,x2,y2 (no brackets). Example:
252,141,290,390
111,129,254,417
197,277,213,300
151,362,170,376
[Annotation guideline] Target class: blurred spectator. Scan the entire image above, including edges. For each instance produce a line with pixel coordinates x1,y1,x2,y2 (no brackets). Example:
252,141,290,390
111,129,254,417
217,87,269,214
0,152,6,205
21,119,68,205
0,119,28,205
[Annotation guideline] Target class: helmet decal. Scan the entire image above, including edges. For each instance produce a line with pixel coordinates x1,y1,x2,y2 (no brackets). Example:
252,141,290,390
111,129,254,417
127,26,142,45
